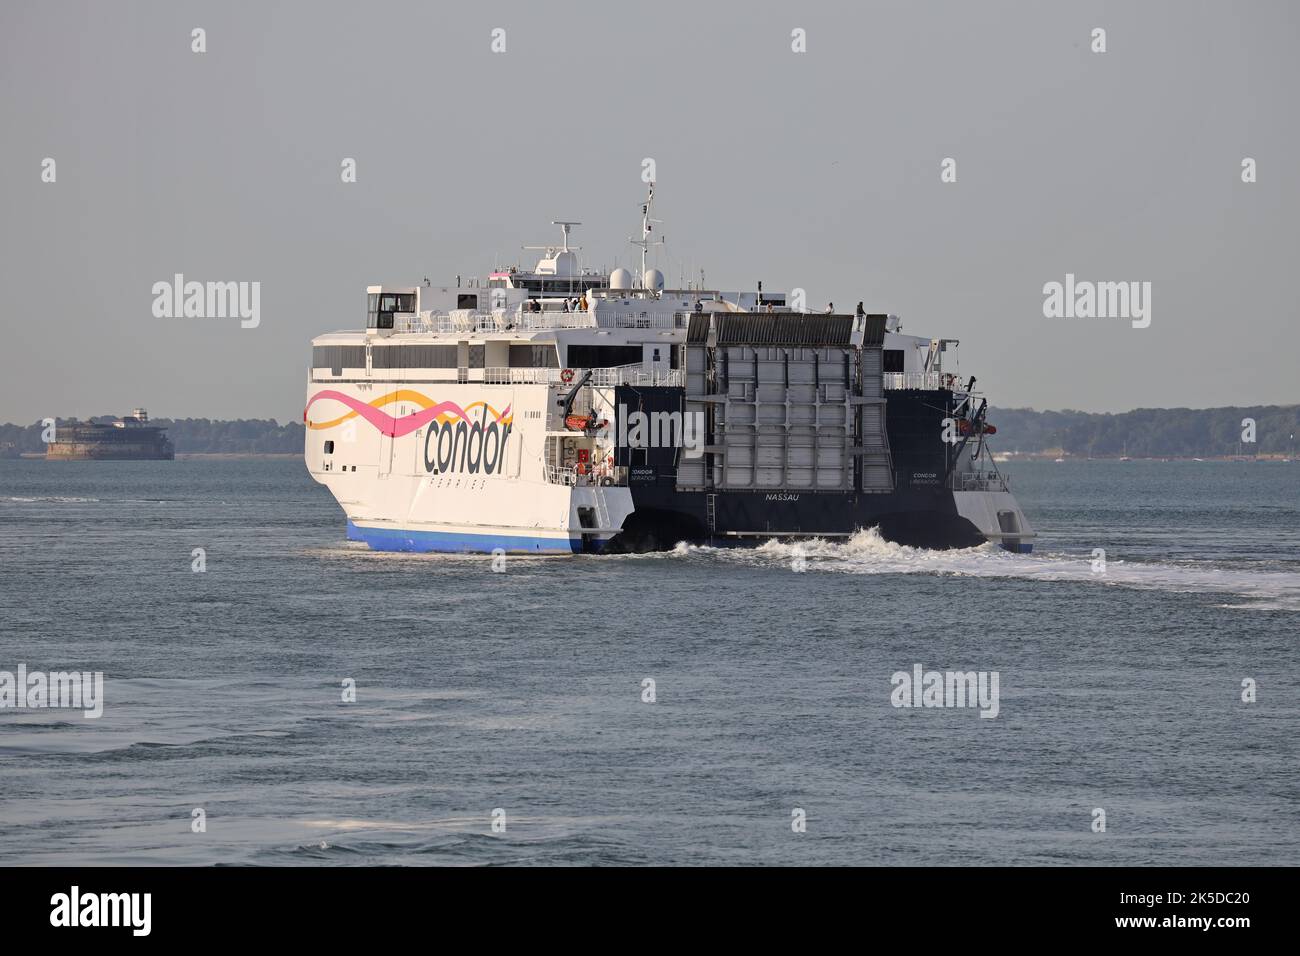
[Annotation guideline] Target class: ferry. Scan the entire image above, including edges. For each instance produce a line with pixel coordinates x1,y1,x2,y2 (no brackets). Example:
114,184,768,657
303,186,1035,554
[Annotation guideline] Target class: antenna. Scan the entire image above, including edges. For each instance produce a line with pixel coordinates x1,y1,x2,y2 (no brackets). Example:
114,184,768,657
524,221,583,255
552,221,581,253
628,182,665,278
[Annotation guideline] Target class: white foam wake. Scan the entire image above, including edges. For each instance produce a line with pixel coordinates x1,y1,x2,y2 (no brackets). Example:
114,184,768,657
4,496,101,503
672,529,1300,611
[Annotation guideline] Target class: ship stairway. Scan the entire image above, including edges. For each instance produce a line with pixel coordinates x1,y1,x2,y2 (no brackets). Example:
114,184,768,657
591,483,613,535
706,493,717,534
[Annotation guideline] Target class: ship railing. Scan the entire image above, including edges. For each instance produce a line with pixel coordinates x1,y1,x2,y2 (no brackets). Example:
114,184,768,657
392,308,694,335
586,364,683,387
519,311,598,330
392,311,502,334
956,471,1010,492
592,311,688,330
393,309,611,333
483,367,555,385
483,365,683,388
390,310,566,334
543,463,628,487
883,372,949,390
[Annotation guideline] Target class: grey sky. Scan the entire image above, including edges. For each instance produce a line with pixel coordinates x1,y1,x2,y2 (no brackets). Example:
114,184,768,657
2,0,1297,423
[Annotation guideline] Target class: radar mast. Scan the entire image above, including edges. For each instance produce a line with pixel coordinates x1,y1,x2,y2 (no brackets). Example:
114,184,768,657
628,183,665,281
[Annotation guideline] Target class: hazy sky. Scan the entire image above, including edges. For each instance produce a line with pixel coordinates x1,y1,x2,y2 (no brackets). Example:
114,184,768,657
3,0,1298,423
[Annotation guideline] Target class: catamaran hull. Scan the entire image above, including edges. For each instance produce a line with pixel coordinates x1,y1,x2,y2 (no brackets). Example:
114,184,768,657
306,380,1033,556
339,489,1029,555
606,486,1030,553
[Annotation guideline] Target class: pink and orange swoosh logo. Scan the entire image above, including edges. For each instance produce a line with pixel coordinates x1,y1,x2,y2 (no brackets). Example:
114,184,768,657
305,389,513,438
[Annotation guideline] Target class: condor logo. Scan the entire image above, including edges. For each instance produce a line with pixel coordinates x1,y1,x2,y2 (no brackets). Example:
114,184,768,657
423,403,512,476
304,390,514,476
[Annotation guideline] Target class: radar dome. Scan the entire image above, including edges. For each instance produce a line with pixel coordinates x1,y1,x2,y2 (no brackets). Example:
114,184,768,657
643,268,665,292
609,267,633,291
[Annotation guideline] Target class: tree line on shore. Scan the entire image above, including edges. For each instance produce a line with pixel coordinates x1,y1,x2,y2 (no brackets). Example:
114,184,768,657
988,405,1299,457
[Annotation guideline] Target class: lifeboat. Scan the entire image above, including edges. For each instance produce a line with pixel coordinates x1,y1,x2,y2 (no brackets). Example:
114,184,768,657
565,414,608,433
958,418,997,436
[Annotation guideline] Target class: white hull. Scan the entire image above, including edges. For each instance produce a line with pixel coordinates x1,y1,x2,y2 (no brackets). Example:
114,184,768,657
306,380,633,553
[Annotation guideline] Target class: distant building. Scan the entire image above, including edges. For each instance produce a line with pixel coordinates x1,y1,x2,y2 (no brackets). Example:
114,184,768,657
46,408,174,461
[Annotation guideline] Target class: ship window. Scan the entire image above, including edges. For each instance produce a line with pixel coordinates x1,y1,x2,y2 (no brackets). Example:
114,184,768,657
884,349,904,373
371,345,459,369
457,293,478,310
566,345,643,368
468,345,485,368
508,344,560,368
314,345,367,373
368,292,413,329
324,441,335,454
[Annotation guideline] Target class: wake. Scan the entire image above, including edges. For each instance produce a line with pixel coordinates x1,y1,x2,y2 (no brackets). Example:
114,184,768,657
672,528,1300,611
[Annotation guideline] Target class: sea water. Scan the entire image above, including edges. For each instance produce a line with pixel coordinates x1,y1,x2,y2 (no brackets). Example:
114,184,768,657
0,458,1296,865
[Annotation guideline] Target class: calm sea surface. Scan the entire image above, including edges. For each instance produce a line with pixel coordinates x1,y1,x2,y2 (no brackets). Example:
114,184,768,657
1,458,1296,865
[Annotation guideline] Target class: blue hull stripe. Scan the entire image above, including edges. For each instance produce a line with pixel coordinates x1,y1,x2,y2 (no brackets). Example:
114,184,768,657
346,521,1023,555
348,520,582,554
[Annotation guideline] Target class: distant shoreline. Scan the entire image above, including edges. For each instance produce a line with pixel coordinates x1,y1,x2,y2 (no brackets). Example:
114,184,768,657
993,453,1293,462
176,453,301,460
7,451,1290,463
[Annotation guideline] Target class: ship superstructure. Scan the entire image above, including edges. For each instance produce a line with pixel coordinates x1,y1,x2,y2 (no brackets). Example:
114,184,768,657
304,187,1034,554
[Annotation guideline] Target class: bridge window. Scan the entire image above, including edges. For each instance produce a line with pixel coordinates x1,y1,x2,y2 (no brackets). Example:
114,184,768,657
367,292,415,329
